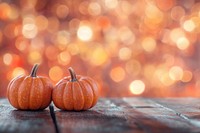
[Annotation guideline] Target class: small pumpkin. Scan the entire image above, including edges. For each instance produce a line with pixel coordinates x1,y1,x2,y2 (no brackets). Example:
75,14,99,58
52,67,99,111
7,64,53,110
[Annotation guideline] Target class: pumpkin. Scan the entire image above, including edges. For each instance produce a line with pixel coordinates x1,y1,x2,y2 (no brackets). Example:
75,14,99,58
52,67,99,111
7,64,53,110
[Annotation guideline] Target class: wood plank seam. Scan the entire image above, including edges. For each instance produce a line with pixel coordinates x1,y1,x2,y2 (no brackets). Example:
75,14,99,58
148,99,200,128
49,104,60,133
110,98,162,133
96,99,146,132
122,98,200,132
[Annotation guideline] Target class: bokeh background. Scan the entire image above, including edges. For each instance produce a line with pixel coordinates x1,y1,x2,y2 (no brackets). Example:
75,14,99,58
1,0,200,97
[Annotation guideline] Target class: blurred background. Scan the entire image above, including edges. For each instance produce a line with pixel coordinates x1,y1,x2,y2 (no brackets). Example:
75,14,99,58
1,0,200,97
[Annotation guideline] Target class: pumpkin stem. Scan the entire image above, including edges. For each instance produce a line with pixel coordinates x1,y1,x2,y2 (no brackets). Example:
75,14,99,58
68,67,77,82
30,64,39,77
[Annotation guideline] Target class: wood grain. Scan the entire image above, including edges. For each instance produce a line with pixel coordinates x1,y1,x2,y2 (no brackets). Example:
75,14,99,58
1,98,200,133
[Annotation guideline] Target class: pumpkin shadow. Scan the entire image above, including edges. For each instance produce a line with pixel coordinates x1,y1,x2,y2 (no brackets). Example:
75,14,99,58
8,109,55,133
10,109,50,120
56,109,108,122
55,109,134,133
56,108,100,117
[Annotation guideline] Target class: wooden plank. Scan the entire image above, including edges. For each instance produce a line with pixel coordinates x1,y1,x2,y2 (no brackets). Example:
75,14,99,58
0,99,55,133
113,98,200,133
1,98,200,133
55,98,143,133
0,99,143,133
151,98,200,127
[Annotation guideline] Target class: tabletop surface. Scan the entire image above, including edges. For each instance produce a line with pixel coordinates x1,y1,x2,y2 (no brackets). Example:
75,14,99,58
1,98,200,133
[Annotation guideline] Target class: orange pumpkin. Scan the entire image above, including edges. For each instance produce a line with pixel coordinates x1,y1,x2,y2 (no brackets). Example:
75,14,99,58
52,67,99,111
7,64,53,110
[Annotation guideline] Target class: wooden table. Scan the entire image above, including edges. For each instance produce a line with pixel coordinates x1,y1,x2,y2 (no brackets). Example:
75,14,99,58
1,98,200,133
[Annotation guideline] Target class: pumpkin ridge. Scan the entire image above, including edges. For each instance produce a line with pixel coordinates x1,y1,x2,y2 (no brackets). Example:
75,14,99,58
54,82,66,109
35,78,44,110
77,81,85,110
7,76,22,104
71,82,74,110
42,78,53,109
9,76,25,108
56,81,67,88
78,80,93,110
56,78,66,86
88,78,99,106
37,78,45,109
17,77,28,109
62,82,68,110
29,77,39,110
27,77,34,109
7,76,19,99
29,78,39,110
82,79,97,107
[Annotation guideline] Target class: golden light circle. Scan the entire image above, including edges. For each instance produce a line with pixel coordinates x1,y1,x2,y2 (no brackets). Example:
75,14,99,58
176,37,190,50
49,66,63,82
142,37,157,52
129,80,145,95
3,53,13,65
12,67,25,78
109,67,125,82
77,25,93,41
169,66,183,81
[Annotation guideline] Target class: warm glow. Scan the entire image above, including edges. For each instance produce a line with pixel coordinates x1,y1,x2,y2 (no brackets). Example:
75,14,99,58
142,37,157,52
181,71,193,82
119,47,132,60
171,6,185,21
169,66,183,81
56,4,69,19
90,47,108,66
145,4,164,23
49,66,63,82
22,23,38,39
35,15,48,31
57,30,70,47
0,0,200,97
183,20,195,32
12,67,25,78
105,0,118,9
3,53,12,65
28,51,42,65
47,17,60,33
144,65,155,79
129,80,145,95
58,51,71,65
88,2,101,16
45,46,59,61
15,37,29,51
176,37,190,50
77,25,93,41
67,44,79,55
160,72,174,86
125,60,141,76
0,3,11,20
155,0,176,11
109,67,125,82
163,54,175,66
118,26,135,44
170,28,185,43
